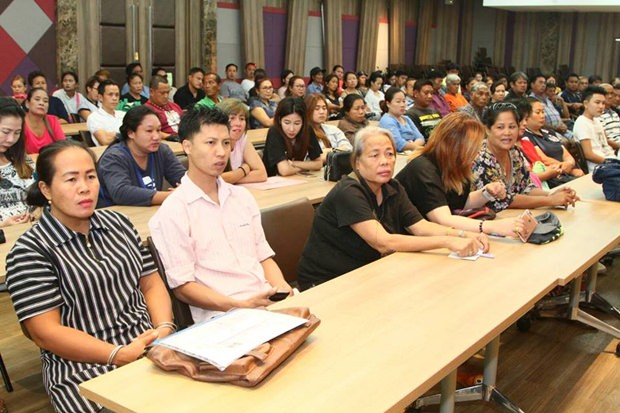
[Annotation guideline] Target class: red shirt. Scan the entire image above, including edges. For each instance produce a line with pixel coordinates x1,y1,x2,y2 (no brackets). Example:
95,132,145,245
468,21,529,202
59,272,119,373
145,101,183,135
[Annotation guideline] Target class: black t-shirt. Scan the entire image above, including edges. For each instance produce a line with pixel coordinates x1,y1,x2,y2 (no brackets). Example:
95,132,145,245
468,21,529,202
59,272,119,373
395,154,469,217
405,106,442,140
261,126,322,177
173,84,205,110
297,175,423,289
523,129,564,162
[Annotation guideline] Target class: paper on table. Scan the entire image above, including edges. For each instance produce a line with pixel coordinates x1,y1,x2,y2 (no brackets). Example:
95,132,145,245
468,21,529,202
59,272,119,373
154,308,307,371
448,250,495,261
239,176,307,190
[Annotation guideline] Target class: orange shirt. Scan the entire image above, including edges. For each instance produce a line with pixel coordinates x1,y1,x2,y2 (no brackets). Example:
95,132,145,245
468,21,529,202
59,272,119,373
445,93,469,112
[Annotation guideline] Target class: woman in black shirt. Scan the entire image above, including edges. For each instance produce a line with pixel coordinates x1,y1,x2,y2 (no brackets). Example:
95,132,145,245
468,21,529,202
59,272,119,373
396,112,524,238
262,97,322,176
297,125,487,290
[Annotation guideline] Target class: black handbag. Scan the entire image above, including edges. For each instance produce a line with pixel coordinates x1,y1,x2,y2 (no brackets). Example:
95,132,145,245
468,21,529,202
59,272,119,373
324,150,353,182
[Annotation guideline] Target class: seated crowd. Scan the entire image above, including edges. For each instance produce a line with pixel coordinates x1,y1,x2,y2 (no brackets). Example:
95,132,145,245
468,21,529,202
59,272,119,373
2,59,619,412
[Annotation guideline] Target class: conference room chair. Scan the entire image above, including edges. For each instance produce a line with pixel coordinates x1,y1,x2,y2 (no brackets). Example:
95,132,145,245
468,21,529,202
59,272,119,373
79,130,97,147
260,197,315,286
146,237,194,330
565,139,589,173
0,352,13,392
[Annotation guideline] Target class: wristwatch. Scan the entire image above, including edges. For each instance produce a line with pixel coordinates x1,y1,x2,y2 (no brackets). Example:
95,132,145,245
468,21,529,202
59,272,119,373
482,187,496,202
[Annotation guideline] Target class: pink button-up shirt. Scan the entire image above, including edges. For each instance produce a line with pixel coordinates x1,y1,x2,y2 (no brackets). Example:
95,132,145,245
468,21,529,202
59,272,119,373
149,175,274,321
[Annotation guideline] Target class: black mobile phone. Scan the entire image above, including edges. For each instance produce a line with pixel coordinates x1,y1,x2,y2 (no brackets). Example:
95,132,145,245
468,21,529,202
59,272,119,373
269,291,289,301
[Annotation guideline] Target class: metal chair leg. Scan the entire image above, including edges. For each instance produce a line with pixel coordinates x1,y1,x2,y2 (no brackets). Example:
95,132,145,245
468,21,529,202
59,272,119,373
0,352,13,392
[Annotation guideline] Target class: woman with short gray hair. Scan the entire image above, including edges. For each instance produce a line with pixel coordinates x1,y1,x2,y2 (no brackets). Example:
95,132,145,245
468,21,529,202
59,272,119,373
297,126,488,290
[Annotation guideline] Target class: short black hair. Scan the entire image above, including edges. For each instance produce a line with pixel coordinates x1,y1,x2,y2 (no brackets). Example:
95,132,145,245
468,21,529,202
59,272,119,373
413,79,433,92
97,79,118,95
61,71,79,84
566,72,579,81
582,85,606,102
188,67,205,76
151,66,167,77
225,63,238,71
179,106,229,141
125,62,142,76
588,74,602,84
27,70,46,87
510,71,528,83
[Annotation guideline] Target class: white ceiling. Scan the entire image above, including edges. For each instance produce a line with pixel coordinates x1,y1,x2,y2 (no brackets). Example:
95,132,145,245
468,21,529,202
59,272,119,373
483,0,620,12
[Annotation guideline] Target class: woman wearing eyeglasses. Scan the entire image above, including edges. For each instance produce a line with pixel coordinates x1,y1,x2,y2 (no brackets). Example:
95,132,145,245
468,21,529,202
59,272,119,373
249,78,278,129
472,102,579,212
285,76,307,99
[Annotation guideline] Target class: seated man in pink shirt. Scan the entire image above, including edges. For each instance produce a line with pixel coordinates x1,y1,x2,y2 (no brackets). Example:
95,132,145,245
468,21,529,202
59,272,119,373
148,107,292,322
144,76,183,140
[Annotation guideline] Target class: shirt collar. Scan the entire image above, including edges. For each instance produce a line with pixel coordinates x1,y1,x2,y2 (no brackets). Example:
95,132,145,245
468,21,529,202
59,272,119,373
180,174,232,206
39,207,109,247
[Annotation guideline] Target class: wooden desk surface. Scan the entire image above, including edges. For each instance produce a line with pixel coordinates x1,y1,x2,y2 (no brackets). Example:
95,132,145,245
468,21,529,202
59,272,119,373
61,122,88,136
29,140,184,163
79,175,620,413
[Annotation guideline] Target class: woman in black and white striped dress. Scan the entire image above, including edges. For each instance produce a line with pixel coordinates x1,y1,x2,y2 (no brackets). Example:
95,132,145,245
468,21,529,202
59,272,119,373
6,140,173,413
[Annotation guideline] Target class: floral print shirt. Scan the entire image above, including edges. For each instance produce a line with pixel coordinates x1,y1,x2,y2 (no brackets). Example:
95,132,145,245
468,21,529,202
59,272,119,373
472,140,536,212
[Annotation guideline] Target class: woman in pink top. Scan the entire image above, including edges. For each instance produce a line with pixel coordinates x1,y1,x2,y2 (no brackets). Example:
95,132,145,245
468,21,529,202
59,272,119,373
23,88,66,154
217,98,267,184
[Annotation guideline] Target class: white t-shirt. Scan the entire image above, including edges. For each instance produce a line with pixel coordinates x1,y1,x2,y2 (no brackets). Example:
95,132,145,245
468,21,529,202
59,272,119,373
52,89,86,115
241,79,255,93
364,90,384,121
573,115,616,173
86,108,126,146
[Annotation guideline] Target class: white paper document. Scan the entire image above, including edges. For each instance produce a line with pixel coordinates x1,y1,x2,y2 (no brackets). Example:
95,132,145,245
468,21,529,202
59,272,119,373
239,176,307,190
154,308,307,371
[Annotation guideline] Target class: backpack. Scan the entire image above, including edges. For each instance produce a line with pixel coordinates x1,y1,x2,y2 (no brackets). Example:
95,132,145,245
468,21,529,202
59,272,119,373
591,158,620,202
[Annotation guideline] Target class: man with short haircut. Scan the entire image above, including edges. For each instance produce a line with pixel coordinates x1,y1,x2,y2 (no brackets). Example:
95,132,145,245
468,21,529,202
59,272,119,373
220,63,248,102
195,73,223,109
505,71,528,100
121,62,150,98
459,82,490,122
87,79,125,146
573,86,616,173
588,75,603,86
53,71,85,118
27,70,70,123
427,70,450,117
529,74,572,139
560,73,583,118
598,83,620,149
406,79,442,141
173,67,206,109
148,107,292,322
404,77,416,110
145,76,183,139
307,67,325,95
240,62,257,93
395,70,408,89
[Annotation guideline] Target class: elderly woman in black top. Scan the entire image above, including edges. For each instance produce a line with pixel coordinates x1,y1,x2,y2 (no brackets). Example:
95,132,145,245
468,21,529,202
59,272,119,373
297,126,488,290
6,140,173,413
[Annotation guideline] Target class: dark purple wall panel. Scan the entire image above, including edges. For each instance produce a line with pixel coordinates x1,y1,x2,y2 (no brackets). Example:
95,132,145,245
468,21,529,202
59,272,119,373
405,23,416,65
263,9,287,79
341,17,359,72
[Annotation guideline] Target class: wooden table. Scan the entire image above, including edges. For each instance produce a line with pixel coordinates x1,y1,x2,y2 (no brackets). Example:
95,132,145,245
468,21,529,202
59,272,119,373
29,141,184,163
78,176,620,413
61,122,88,137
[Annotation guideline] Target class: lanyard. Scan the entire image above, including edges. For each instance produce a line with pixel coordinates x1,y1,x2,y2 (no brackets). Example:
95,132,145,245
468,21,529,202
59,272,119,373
120,144,156,189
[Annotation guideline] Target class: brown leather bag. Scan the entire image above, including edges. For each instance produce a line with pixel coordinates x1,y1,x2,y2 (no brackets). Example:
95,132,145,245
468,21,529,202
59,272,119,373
147,307,320,387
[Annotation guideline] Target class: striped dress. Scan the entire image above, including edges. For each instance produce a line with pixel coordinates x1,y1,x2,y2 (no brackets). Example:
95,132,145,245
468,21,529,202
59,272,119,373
6,208,156,413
